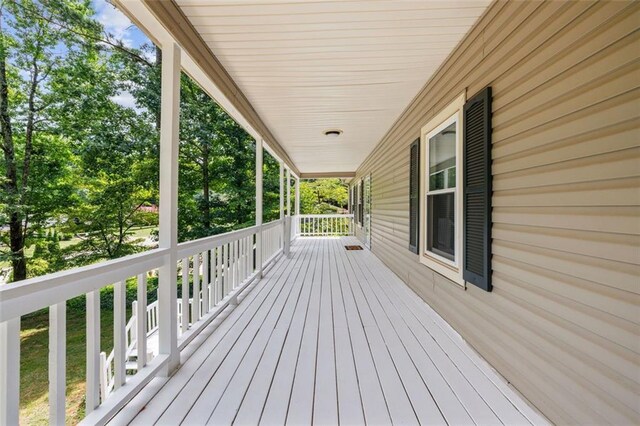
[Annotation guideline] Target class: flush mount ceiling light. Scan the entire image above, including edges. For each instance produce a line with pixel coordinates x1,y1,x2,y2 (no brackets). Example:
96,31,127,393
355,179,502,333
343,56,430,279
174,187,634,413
323,129,343,138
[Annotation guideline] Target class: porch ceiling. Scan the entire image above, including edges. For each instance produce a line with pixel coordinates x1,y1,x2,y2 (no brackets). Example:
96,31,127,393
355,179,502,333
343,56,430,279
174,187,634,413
171,0,491,174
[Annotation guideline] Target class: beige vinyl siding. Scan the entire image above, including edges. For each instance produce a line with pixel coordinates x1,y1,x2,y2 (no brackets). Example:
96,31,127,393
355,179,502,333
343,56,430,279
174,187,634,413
353,1,640,424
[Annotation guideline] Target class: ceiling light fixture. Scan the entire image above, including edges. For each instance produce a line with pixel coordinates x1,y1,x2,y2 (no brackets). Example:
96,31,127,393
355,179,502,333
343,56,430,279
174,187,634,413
324,129,343,138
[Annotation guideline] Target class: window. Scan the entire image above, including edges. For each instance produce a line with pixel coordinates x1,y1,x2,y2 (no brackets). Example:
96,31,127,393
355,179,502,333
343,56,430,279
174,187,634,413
418,89,493,291
426,118,457,262
419,93,465,286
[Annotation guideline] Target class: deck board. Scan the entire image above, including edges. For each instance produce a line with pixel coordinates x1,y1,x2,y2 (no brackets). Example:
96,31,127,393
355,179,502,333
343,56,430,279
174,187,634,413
114,237,547,426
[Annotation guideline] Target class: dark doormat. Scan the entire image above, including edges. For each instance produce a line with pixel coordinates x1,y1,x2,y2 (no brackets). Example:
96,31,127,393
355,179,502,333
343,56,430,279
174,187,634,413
345,245,363,251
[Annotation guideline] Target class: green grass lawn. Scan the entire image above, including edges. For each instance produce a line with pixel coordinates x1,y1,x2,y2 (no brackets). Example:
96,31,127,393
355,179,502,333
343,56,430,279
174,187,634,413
20,306,118,425
18,276,168,425
9,227,169,424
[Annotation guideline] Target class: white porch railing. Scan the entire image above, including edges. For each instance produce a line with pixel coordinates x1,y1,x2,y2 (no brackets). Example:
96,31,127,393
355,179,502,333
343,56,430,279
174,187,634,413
0,218,285,425
298,214,354,236
99,291,212,401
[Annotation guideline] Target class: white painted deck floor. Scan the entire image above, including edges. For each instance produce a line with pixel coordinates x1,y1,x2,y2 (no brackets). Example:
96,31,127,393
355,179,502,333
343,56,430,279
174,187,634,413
113,237,546,426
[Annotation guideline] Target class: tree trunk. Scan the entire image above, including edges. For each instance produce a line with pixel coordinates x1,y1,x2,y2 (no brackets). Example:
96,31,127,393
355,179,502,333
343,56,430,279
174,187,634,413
202,147,211,232
0,24,26,281
155,47,162,131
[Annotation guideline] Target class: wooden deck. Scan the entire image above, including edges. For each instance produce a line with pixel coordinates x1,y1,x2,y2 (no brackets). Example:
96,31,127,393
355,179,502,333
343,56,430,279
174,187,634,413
112,237,546,426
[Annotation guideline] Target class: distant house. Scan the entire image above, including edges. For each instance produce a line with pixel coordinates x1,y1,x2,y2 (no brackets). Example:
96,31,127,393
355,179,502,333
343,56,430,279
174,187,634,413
137,204,159,214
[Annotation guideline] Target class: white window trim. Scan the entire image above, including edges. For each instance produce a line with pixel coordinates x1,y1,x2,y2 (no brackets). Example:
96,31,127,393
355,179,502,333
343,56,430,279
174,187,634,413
419,92,466,287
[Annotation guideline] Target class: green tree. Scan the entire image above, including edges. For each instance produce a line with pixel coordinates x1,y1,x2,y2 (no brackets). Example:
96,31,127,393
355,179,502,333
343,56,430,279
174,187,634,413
0,0,96,281
299,178,348,214
121,48,262,241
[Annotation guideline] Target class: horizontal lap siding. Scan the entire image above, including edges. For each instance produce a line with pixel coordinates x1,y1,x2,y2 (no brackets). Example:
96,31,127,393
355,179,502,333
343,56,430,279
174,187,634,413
353,1,640,424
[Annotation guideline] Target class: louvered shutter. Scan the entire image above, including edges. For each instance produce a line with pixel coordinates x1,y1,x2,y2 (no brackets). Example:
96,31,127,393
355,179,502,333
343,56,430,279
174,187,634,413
409,139,420,254
349,187,353,213
361,180,365,225
463,86,492,291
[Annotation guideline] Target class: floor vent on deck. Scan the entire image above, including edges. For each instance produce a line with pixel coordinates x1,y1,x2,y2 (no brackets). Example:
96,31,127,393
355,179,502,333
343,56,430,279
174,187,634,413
345,245,363,251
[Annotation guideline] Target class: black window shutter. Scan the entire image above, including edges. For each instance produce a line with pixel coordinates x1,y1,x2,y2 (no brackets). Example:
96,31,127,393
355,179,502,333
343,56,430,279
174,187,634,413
359,180,364,224
409,139,420,254
463,86,492,291
353,185,358,223
349,187,353,213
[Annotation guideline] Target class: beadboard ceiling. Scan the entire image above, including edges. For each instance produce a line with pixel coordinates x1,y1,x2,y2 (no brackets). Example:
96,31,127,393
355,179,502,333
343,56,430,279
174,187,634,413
174,0,491,173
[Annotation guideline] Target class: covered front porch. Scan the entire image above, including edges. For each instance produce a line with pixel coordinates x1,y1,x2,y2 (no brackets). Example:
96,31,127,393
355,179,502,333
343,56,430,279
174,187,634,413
110,237,543,426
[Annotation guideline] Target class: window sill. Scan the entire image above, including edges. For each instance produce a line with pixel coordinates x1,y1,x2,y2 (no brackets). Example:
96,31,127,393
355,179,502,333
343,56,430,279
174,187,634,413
419,254,465,288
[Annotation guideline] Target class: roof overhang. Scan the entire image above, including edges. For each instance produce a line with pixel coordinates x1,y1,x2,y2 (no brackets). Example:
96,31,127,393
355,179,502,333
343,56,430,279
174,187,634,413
117,0,491,176
115,0,300,176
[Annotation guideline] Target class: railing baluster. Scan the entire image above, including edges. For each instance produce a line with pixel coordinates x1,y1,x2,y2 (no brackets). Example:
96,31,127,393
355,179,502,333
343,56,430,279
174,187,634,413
245,236,251,279
193,254,200,322
202,251,209,314
0,312,20,425
181,259,188,333
48,301,66,425
216,246,222,304
254,233,258,272
99,352,108,403
86,290,101,411
239,239,243,287
233,240,237,287
235,239,240,287
114,281,126,390
244,236,249,281
223,243,229,297
221,244,226,297
137,274,147,370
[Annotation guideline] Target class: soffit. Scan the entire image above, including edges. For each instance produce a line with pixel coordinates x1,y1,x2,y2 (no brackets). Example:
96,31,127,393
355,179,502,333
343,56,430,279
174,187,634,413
174,0,491,173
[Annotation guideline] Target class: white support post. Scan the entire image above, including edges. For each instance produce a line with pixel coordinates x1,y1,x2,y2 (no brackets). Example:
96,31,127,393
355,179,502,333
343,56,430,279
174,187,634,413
0,305,19,426
49,301,66,425
136,274,148,371
286,168,291,216
255,138,264,278
158,41,181,376
86,290,100,412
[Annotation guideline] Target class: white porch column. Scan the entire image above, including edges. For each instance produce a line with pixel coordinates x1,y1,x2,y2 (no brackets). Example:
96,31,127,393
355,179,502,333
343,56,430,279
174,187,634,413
256,138,263,278
279,161,284,220
286,169,291,216
0,295,19,426
158,41,180,376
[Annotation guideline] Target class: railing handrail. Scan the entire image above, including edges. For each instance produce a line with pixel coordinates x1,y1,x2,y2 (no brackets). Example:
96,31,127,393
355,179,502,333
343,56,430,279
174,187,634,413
0,219,287,322
175,218,284,259
262,218,283,231
176,223,259,259
0,248,169,322
297,214,354,237
298,213,353,218
0,218,288,425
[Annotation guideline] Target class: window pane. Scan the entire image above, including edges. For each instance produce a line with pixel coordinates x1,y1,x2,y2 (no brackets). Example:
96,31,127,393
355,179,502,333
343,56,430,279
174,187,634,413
427,192,455,261
428,122,456,191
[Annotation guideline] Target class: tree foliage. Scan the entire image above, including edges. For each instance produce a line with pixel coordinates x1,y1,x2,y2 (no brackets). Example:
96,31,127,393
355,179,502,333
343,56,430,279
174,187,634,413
299,178,348,214
0,0,286,282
